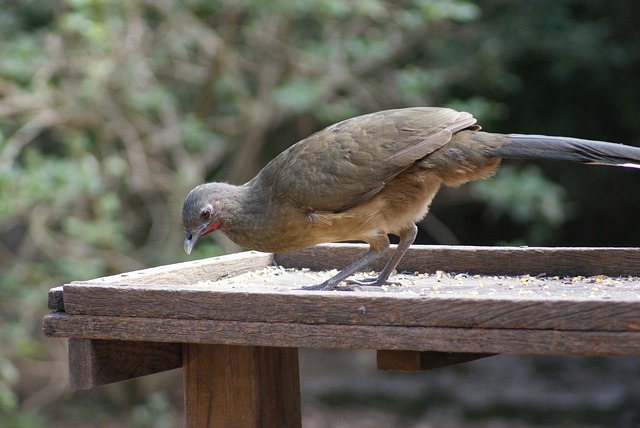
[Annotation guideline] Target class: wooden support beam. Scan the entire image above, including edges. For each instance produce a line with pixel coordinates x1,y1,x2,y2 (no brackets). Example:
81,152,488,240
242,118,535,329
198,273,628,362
183,344,301,428
48,286,64,311
45,312,640,357
377,350,496,371
68,339,182,389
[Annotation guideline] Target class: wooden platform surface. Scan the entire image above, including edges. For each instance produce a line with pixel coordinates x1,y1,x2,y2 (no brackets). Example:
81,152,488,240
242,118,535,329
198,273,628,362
42,244,640,426
44,244,640,356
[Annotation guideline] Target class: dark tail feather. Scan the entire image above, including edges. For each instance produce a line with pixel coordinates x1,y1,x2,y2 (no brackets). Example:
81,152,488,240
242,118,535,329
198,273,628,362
489,134,640,169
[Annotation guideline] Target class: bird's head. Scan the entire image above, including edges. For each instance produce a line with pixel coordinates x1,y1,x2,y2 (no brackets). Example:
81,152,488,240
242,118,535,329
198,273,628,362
182,184,222,255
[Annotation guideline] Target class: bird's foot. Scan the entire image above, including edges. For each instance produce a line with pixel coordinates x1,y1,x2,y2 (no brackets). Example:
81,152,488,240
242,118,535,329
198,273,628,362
300,280,353,291
343,276,399,288
301,275,400,291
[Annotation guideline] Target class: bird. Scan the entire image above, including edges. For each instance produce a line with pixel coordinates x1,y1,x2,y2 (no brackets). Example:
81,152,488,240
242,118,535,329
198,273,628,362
182,107,640,291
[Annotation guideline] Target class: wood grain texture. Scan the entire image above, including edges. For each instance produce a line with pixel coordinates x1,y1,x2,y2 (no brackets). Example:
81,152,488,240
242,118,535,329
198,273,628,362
376,350,495,371
276,244,640,276
183,344,301,428
44,313,640,356
68,338,182,389
73,251,273,286
48,286,64,311
60,282,640,332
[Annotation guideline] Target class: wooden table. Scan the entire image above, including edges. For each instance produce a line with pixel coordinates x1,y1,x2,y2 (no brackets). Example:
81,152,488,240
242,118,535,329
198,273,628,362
43,244,640,427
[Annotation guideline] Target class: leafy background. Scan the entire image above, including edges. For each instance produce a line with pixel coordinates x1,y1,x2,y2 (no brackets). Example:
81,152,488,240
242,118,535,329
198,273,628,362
2,0,640,426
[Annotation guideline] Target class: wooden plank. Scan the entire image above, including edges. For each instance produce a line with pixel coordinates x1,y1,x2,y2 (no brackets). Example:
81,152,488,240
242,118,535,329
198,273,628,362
44,313,640,356
48,286,64,311
376,350,495,371
60,283,640,332
70,251,273,286
183,344,301,428
276,244,640,276
68,338,182,389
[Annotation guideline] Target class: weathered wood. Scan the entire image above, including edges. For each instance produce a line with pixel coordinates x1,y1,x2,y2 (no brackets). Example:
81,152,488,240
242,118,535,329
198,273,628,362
60,282,640,332
68,338,182,389
72,251,273,286
183,344,301,428
376,350,496,371
42,245,640,428
48,286,64,311
44,313,640,356
55,245,640,291
276,244,640,277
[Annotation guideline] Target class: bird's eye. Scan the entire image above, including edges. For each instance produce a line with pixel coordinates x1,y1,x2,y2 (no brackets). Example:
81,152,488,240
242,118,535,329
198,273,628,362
200,209,211,221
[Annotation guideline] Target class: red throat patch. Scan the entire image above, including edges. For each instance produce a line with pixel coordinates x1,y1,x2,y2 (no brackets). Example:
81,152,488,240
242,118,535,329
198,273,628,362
201,220,221,237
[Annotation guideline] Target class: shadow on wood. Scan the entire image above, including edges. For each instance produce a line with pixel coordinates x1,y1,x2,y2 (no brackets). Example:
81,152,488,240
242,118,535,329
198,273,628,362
68,339,182,390
377,350,496,371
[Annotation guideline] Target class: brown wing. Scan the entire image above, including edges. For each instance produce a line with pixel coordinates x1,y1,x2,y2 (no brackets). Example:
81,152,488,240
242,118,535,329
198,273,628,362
257,107,477,212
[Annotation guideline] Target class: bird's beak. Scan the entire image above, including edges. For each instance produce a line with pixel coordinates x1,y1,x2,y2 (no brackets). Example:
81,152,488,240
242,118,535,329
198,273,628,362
184,231,198,255
184,220,220,255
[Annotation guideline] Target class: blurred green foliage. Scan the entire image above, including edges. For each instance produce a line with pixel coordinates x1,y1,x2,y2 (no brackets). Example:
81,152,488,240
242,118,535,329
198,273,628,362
1,0,640,425
472,165,568,245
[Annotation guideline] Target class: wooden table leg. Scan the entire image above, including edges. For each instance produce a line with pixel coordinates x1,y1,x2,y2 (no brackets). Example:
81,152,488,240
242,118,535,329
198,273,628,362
183,344,301,428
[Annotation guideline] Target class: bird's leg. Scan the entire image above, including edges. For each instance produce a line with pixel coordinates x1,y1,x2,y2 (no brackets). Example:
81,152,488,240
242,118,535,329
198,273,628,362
345,224,418,287
301,236,391,291
302,225,419,291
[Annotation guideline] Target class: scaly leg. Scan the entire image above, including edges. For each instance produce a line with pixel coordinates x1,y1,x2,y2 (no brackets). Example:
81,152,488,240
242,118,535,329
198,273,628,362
302,225,418,291
301,235,390,291
345,224,418,287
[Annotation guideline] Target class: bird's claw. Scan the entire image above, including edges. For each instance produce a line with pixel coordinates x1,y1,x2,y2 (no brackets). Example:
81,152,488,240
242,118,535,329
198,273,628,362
300,281,352,291
343,277,398,287
301,275,400,291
